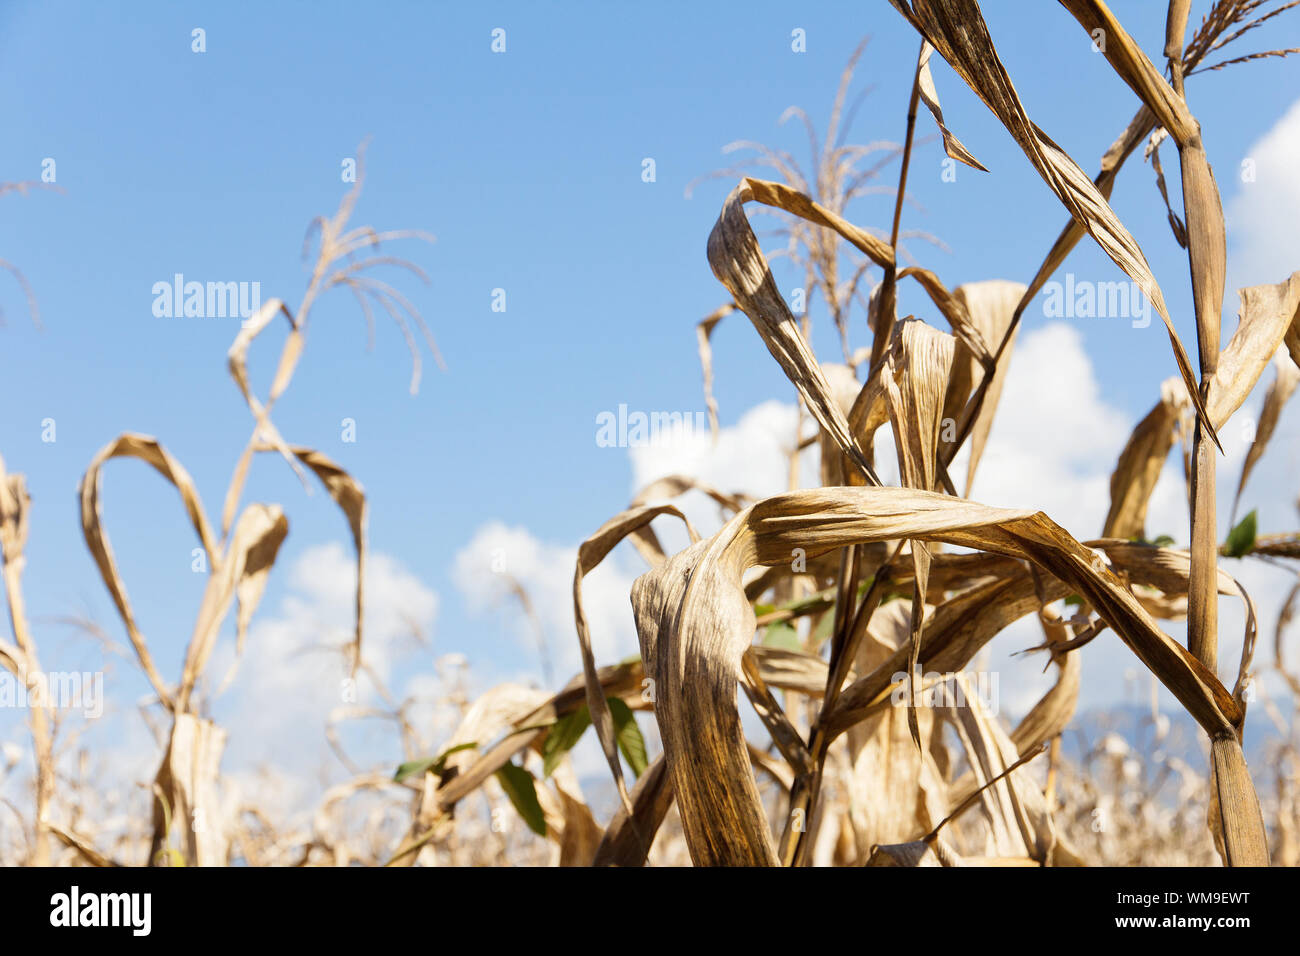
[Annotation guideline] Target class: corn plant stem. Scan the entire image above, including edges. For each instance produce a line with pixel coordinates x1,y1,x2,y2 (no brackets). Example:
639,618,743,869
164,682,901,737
1166,0,1192,97
824,37,922,735
2,557,52,865
1165,6,1222,676
1162,0,1269,866
782,58,926,866
870,40,923,374
783,556,896,865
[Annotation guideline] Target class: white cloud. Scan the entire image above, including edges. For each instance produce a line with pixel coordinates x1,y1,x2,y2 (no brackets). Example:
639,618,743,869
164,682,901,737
966,322,1130,538
626,396,901,548
452,520,652,784
214,542,440,774
454,317,1300,740
450,402,844,783
947,323,1128,713
457,310,1300,728
612,327,1136,715
452,522,641,686
971,324,1300,717
629,399,806,502
1226,96,1300,289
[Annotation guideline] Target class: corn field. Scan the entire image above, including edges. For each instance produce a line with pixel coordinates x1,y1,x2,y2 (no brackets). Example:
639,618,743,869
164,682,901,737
3,0,1300,870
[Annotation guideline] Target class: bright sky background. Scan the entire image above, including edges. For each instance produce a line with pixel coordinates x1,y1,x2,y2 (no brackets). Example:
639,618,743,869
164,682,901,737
1,1,1298,807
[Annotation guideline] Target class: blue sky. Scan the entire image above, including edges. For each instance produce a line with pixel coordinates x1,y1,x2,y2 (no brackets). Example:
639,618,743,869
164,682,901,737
1,1,1298,795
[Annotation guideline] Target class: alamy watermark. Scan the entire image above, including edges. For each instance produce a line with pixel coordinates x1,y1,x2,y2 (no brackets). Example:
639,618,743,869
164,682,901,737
595,404,709,448
50,886,150,936
1041,273,1150,329
0,670,104,718
890,669,999,715
152,274,262,321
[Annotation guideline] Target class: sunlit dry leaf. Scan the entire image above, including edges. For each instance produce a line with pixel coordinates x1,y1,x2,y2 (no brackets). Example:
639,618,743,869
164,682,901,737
945,279,1026,493
79,434,220,708
1233,350,1300,519
708,178,885,484
886,0,1217,446
150,713,228,866
916,41,988,171
575,505,696,813
1104,377,1189,540
632,486,1242,864
1208,272,1300,429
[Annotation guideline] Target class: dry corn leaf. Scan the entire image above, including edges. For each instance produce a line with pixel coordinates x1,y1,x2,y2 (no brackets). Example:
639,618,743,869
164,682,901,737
887,0,1217,447
916,41,988,172
592,754,674,866
1207,272,1300,429
865,837,960,866
739,649,813,776
431,662,645,815
1233,351,1300,519
950,607,1080,807
1015,105,1155,324
575,505,696,813
534,757,603,866
818,362,867,489
1208,735,1270,866
632,486,1242,864
940,675,1057,863
629,475,745,567
749,644,830,694
150,713,228,866
178,503,288,710
1100,541,1257,668
949,280,1028,493
1287,302,1300,369
1057,0,1198,145
878,320,955,741
1145,129,1189,247
863,837,967,868
830,569,1067,739
696,303,736,440
846,601,948,860
834,537,1254,743
1011,610,1082,756
79,434,221,708
390,672,644,866
47,825,121,868
895,269,994,370
223,298,309,534
283,446,368,671
1104,377,1189,539
556,789,603,866
707,178,885,484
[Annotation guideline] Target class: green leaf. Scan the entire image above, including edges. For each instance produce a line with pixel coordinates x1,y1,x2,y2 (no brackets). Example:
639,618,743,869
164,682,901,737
781,592,833,615
1151,534,1176,548
541,705,591,777
393,741,478,783
810,610,835,650
762,621,802,651
495,762,547,836
1063,594,1082,607
1223,510,1258,558
607,698,649,778
753,602,776,617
